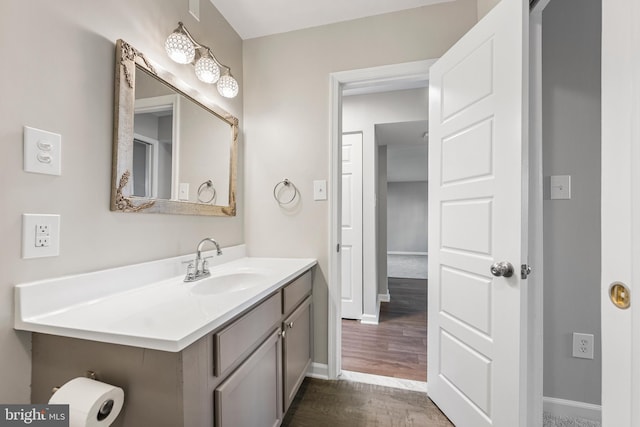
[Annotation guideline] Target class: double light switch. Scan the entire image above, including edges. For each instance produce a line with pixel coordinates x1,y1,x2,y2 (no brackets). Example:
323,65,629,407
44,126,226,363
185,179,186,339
24,126,62,176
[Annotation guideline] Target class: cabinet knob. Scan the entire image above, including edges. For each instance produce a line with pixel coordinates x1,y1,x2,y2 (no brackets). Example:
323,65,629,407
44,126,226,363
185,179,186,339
280,329,286,339
287,321,294,329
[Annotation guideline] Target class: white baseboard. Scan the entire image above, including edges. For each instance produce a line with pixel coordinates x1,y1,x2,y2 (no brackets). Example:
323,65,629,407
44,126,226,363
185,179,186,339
388,251,428,256
378,292,391,303
360,297,382,325
543,396,602,422
307,362,329,380
360,313,379,325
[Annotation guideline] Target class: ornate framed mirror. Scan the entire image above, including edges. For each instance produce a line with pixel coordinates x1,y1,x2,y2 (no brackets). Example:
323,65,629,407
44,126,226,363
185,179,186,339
111,39,238,216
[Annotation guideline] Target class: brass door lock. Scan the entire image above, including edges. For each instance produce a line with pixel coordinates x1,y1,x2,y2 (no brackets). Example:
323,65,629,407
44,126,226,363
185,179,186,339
609,282,631,309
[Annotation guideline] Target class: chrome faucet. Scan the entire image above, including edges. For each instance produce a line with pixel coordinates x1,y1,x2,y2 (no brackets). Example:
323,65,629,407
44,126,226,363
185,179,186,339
184,238,223,282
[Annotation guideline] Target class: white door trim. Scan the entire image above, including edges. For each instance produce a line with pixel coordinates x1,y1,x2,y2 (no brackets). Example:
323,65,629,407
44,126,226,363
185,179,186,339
328,59,435,380
527,1,548,426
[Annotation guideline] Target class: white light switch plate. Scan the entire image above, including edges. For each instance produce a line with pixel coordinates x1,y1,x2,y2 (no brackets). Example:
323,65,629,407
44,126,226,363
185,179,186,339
179,183,190,201
22,214,60,258
24,126,62,175
313,180,327,201
550,175,571,199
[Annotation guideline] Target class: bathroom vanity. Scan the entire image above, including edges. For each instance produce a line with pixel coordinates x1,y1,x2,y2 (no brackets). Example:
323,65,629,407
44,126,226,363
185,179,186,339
15,245,316,427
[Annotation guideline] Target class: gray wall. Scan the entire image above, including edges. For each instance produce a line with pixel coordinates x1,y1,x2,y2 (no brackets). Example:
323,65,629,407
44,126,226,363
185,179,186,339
387,182,428,253
542,0,602,405
0,0,243,403
243,1,478,364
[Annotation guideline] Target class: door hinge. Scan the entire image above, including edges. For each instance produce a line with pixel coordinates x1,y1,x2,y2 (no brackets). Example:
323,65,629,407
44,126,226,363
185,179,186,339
337,243,341,253
521,264,532,280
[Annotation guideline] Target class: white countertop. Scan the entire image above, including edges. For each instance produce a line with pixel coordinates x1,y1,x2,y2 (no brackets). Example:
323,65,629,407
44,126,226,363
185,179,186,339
14,245,316,352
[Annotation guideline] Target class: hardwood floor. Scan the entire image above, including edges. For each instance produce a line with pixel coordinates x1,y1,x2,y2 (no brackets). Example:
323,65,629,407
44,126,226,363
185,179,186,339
281,378,453,427
342,278,427,382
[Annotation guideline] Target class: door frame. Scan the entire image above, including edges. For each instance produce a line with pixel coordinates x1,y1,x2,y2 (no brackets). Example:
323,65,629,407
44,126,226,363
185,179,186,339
328,59,435,379
527,0,550,425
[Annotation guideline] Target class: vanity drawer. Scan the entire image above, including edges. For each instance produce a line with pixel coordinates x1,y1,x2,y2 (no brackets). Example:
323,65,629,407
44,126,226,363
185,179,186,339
214,292,281,376
282,270,312,315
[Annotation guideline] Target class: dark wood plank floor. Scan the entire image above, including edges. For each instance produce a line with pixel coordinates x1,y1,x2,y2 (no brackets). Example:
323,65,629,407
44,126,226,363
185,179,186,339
281,378,453,427
342,278,427,382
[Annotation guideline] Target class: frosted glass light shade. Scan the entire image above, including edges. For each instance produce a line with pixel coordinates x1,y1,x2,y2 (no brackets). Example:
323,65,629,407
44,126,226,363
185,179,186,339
195,56,220,84
217,74,239,98
165,32,195,64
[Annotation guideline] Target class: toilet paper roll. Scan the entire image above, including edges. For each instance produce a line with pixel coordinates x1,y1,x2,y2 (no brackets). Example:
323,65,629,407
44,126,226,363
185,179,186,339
49,377,124,427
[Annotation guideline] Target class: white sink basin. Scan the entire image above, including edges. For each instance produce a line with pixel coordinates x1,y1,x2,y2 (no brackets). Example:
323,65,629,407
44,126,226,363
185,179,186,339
189,272,267,295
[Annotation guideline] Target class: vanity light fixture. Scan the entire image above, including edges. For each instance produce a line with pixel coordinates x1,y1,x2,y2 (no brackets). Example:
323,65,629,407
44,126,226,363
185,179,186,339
165,22,239,98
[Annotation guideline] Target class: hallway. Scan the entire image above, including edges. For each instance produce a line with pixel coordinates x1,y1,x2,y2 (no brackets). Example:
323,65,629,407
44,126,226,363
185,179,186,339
342,278,427,382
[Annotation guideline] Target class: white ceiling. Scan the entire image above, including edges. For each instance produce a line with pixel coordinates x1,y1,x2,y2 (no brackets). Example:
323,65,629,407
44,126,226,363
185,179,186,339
376,121,428,146
209,0,453,39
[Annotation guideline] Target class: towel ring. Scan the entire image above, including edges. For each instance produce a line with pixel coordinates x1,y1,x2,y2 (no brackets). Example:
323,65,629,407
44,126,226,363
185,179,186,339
197,180,216,204
273,179,298,205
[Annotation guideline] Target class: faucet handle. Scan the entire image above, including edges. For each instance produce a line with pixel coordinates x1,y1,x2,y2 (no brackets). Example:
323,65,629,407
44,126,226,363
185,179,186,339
183,261,196,282
202,256,214,274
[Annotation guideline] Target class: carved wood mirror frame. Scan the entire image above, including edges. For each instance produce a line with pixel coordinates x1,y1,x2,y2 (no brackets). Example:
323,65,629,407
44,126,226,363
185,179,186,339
111,39,238,216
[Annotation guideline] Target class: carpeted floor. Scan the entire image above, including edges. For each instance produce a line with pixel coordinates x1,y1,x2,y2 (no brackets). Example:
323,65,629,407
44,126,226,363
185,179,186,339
542,412,601,427
387,254,428,279
281,378,453,427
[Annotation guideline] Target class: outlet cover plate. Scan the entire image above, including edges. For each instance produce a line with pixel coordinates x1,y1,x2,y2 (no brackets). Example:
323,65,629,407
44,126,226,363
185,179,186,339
22,214,60,259
572,332,594,359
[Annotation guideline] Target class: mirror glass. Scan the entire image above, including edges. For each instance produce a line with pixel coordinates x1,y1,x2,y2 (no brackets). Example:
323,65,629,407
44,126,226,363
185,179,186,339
111,39,238,216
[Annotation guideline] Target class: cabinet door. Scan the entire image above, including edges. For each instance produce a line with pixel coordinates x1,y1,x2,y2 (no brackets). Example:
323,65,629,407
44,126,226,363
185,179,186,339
214,329,283,427
283,296,312,412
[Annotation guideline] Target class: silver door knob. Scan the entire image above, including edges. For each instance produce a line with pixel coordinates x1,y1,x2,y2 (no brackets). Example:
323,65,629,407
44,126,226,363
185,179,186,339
490,261,514,278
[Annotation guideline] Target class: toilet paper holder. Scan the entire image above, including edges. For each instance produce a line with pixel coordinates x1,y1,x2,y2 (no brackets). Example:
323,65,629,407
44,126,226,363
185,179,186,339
51,370,97,394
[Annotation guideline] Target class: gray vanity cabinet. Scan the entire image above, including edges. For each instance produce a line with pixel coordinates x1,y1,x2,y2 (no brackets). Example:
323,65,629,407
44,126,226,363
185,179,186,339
282,296,312,412
30,268,314,427
214,329,283,427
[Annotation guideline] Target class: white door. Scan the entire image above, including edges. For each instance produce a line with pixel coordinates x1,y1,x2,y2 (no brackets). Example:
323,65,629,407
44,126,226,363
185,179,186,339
427,0,528,425
601,0,640,424
341,133,364,319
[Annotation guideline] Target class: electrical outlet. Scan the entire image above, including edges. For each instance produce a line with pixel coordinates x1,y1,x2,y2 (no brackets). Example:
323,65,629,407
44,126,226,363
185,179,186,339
572,333,594,359
36,224,49,236
22,214,60,258
35,235,50,247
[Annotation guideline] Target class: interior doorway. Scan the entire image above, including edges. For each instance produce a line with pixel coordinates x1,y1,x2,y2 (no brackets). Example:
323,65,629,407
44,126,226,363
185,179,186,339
328,60,434,385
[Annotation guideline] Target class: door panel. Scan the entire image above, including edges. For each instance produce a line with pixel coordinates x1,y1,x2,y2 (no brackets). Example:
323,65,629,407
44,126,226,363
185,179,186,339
601,0,639,424
441,266,492,335
441,119,493,184
427,0,528,425
341,133,363,319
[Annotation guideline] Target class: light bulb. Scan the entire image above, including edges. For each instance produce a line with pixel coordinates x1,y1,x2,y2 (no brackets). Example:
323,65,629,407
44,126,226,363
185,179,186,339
165,32,195,64
195,56,220,84
217,74,239,98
